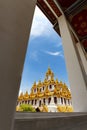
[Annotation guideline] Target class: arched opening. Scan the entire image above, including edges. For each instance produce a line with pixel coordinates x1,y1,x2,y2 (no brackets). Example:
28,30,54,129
32,100,34,105
39,100,41,107
61,97,63,104
54,97,57,104
49,85,52,89
64,98,66,105
48,97,51,104
35,99,37,105
28,100,30,104
43,98,45,104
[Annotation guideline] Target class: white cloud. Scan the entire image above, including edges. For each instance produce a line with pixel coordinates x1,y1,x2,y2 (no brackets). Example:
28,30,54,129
30,6,52,38
29,51,39,62
45,51,61,56
44,50,64,58
56,42,62,48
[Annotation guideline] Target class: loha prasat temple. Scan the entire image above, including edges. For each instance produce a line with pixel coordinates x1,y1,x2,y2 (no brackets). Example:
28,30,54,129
17,68,73,112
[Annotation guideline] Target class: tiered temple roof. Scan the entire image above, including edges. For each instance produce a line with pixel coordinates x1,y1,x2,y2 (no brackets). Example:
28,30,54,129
18,68,71,101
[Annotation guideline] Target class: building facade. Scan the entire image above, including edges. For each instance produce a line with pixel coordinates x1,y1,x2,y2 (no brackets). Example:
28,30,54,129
17,68,73,112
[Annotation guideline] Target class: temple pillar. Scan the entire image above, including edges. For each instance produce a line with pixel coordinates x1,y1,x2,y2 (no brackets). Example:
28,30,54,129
63,98,65,105
37,100,39,107
0,1,37,130
76,42,87,75
57,97,60,105
46,98,48,105
30,100,31,105
58,15,87,112
52,85,54,90
57,97,58,105
57,98,61,105
69,99,72,106
24,101,25,104
28,100,30,104
26,100,28,104
66,99,69,105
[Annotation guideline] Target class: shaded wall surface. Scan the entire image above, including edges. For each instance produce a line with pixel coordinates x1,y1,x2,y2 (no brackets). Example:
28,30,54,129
14,113,87,130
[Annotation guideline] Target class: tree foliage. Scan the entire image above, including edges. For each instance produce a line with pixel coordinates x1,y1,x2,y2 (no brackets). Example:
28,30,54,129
19,104,36,112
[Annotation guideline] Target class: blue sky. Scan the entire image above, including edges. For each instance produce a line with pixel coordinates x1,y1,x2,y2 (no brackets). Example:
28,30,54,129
19,6,70,94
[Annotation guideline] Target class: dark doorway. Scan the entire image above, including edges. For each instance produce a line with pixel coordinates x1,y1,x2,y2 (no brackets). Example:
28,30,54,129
39,100,41,107
35,99,37,105
25,100,27,104
68,99,70,105
28,100,30,104
32,100,34,105
54,97,57,104
43,98,45,104
48,97,51,104
61,97,63,104
64,98,66,105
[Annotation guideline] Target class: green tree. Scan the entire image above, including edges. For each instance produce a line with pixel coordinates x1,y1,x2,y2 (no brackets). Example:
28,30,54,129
20,104,36,112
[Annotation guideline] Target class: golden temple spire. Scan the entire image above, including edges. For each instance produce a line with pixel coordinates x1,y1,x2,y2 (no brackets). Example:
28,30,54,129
45,67,54,80
34,81,36,85
37,80,42,87
23,91,29,100
32,81,37,89
18,92,24,100
55,78,59,84
59,81,63,86
43,78,48,86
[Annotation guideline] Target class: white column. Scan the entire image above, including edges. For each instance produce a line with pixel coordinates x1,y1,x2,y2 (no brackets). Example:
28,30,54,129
58,15,87,112
28,100,30,104
46,98,48,105
37,100,39,107
50,96,55,105
69,99,72,106
0,1,37,130
66,99,69,105
52,85,54,90
76,42,87,75
63,98,65,105
57,98,61,105
57,97,58,105
57,97,60,105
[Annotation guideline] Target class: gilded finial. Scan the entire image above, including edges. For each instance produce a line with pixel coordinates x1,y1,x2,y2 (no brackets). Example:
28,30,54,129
55,78,59,84
34,81,36,85
24,91,29,99
32,81,37,89
45,67,54,80
37,80,42,87
60,80,62,83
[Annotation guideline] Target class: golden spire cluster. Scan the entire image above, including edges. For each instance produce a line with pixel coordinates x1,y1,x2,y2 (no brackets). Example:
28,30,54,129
18,67,71,101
